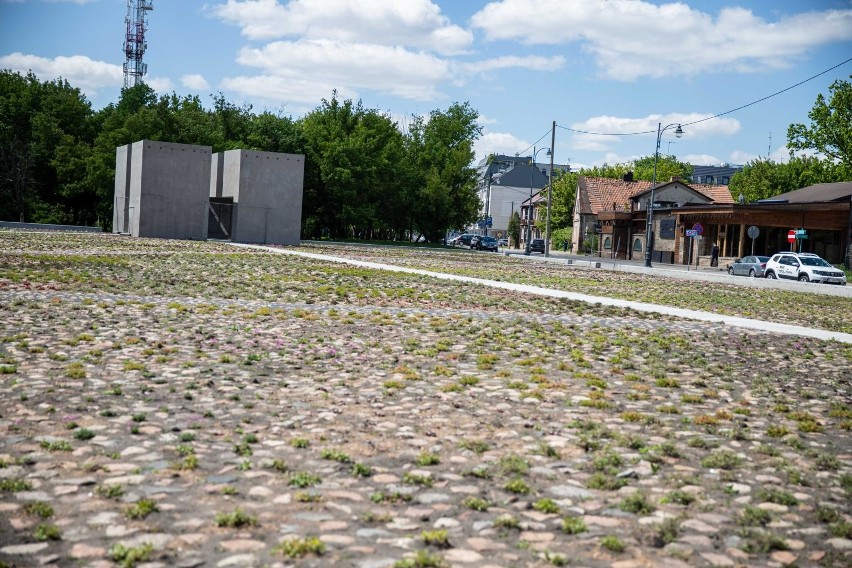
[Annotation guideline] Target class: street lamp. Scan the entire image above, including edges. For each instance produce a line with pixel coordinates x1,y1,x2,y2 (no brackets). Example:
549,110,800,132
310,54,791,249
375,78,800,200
526,146,550,255
644,122,683,268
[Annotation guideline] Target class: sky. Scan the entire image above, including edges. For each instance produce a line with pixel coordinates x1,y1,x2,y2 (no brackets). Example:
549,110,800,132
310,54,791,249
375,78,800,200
2,0,852,171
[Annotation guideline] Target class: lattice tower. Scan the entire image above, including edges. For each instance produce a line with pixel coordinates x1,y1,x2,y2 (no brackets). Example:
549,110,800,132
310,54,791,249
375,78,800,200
122,0,153,89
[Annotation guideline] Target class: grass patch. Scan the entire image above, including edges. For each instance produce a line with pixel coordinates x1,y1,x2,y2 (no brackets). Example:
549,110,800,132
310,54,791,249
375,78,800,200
273,536,326,558
214,508,258,528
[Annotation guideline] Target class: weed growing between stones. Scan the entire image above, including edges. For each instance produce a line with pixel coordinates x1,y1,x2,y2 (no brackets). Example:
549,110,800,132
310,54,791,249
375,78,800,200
105,539,150,566
214,508,257,528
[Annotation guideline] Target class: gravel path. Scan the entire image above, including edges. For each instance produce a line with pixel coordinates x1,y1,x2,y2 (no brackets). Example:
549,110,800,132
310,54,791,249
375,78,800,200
1,233,850,568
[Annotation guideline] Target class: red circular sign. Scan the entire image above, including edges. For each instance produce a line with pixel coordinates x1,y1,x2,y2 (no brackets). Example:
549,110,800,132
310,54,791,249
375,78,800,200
787,230,796,243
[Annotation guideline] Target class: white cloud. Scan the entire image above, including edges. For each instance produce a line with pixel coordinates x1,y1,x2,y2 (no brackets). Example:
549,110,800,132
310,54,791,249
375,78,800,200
475,131,529,161
181,74,211,90
233,39,452,101
477,114,499,126
683,154,724,167
565,112,741,153
728,144,793,166
221,74,358,106
211,0,472,55
146,76,173,94
0,52,121,94
471,0,852,80
461,54,565,74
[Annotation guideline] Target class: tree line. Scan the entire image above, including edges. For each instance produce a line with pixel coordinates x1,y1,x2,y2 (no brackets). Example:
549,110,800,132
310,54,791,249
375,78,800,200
0,71,481,242
2,69,849,241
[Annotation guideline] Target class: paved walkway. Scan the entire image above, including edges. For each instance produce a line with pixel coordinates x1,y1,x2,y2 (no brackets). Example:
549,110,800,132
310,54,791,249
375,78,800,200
233,243,852,344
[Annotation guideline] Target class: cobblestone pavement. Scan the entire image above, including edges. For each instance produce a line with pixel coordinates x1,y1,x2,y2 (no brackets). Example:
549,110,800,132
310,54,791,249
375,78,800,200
0,233,850,568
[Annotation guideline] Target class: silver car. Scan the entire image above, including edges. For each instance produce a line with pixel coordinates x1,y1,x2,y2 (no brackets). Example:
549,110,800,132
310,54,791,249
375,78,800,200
727,255,771,278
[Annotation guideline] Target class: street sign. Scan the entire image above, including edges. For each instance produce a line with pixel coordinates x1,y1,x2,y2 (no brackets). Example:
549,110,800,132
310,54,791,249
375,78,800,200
795,229,807,239
787,230,796,243
747,226,759,239
692,223,704,236
685,229,697,237
486,216,493,228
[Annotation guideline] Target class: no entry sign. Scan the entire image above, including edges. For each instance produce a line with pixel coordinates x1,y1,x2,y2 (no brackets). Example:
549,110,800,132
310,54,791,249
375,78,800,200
787,230,796,243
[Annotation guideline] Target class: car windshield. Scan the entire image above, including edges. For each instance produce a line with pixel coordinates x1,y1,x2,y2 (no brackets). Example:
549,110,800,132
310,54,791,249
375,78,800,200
800,257,831,267
756,256,770,262
481,237,496,243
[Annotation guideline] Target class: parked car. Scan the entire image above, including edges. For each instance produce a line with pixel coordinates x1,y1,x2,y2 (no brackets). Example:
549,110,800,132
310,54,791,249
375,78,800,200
529,238,545,254
727,255,771,277
471,235,498,252
497,238,508,247
450,234,474,247
764,252,847,285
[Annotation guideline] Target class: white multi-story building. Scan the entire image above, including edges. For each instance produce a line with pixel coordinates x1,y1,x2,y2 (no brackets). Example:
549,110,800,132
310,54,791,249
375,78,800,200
473,154,570,242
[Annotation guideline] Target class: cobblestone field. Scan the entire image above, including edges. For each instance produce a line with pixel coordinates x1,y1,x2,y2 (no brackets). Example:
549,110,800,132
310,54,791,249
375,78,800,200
1,231,850,568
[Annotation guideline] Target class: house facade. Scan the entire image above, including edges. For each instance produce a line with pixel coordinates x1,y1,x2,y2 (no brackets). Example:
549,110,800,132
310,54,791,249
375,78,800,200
571,174,652,257
572,174,851,266
475,154,569,243
572,174,733,261
672,182,852,266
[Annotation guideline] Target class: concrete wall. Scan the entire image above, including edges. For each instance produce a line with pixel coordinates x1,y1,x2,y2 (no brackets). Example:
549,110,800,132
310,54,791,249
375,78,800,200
218,149,304,245
113,144,132,233
128,141,211,240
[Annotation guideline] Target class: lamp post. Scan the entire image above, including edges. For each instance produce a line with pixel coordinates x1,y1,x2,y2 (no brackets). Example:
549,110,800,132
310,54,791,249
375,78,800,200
644,122,683,268
545,120,556,257
526,146,550,255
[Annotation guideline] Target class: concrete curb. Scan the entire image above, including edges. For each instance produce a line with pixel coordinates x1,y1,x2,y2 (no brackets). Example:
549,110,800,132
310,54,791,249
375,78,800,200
232,243,852,344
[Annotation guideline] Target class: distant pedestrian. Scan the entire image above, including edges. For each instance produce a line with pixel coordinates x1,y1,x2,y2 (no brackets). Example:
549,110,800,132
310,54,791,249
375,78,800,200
711,243,719,267
563,241,567,252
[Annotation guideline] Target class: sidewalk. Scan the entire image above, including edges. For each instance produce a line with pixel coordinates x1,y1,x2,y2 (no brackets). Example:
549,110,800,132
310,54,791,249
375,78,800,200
238,243,852,344
503,249,852,298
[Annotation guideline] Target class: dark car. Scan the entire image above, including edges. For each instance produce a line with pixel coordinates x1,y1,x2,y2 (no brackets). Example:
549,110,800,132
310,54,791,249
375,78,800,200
471,235,498,252
727,255,771,277
529,238,545,254
451,233,474,247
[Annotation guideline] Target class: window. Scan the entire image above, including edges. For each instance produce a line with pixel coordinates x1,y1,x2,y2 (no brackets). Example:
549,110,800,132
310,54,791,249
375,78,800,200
633,238,642,251
604,237,612,250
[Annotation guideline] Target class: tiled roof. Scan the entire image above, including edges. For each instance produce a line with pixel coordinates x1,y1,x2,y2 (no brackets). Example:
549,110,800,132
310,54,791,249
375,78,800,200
578,177,652,215
692,183,734,204
579,177,734,214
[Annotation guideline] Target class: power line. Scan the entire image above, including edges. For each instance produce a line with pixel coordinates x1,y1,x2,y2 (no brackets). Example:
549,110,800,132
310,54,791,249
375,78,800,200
553,56,852,137
514,129,554,159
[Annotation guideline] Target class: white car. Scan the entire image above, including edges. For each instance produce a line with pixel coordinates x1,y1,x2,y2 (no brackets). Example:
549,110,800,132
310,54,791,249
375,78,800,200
763,252,847,285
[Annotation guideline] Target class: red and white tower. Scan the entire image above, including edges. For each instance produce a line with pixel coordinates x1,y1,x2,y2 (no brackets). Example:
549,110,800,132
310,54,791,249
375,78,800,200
123,0,153,89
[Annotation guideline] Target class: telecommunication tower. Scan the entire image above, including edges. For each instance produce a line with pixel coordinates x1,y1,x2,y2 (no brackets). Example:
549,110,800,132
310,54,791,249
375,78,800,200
123,0,153,89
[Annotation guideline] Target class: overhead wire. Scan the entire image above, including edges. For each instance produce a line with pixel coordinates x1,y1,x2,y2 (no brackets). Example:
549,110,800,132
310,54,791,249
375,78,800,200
550,55,852,137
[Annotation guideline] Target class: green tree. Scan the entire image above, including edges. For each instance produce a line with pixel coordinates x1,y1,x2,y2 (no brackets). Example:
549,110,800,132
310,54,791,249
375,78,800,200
0,71,95,224
729,155,846,204
579,155,691,183
247,111,302,154
211,93,253,151
630,155,693,183
407,102,482,242
507,211,521,248
548,170,578,229
300,92,406,239
788,76,852,170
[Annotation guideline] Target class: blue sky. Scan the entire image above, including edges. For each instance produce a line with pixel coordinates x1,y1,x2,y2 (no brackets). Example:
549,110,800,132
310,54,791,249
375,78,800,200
2,0,851,170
